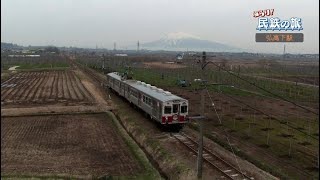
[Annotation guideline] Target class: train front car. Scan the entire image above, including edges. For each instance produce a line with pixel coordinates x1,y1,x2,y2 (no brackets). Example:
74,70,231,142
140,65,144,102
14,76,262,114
161,93,189,125
106,72,189,126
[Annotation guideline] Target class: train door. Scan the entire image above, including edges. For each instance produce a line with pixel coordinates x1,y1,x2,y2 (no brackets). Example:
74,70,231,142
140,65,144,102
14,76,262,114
138,93,141,106
172,103,180,122
125,85,129,99
152,99,157,117
158,103,162,120
121,82,125,96
118,81,120,94
119,82,124,96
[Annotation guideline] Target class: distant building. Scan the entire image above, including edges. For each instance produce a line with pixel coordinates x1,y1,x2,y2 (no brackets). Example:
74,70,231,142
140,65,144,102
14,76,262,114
8,54,40,57
9,55,26,57
114,54,128,57
26,54,40,57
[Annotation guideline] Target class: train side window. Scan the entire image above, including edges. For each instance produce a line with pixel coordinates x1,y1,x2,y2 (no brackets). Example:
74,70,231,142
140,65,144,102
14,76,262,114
181,106,188,113
164,106,171,114
132,91,137,97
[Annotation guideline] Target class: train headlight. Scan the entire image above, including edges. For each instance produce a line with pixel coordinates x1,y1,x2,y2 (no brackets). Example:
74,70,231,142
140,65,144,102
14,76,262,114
173,115,178,121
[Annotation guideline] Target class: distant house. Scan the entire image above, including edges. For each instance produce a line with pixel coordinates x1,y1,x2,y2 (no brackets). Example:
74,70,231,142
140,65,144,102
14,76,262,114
8,55,24,57
8,54,40,58
26,55,40,57
114,54,128,57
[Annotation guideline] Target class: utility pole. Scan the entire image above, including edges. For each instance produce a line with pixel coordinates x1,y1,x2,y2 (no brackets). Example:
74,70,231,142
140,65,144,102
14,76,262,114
102,54,105,70
189,51,216,178
197,87,205,178
196,51,207,179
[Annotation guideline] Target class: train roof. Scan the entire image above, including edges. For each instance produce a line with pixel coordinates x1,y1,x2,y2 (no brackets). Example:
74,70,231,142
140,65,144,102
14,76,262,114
107,72,187,103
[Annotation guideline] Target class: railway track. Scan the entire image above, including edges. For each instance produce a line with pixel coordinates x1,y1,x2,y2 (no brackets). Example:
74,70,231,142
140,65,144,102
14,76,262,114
78,65,318,179
79,66,255,179
212,93,318,178
207,126,317,178
171,132,254,180
81,65,105,84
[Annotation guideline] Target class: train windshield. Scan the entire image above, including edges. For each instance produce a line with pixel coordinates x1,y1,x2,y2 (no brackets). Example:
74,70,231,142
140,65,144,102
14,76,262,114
164,106,172,114
173,104,179,113
181,106,188,113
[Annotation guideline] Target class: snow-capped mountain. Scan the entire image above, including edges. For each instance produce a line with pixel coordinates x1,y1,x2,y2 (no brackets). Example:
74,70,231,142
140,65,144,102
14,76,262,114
140,32,241,52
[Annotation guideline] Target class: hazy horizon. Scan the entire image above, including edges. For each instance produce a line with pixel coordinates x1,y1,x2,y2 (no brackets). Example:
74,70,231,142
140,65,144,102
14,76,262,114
1,0,319,54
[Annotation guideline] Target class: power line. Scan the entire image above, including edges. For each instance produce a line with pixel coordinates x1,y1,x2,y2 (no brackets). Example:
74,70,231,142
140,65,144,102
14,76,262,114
206,86,318,174
208,61,318,116
209,86,318,141
193,52,318,140
205,87,246,179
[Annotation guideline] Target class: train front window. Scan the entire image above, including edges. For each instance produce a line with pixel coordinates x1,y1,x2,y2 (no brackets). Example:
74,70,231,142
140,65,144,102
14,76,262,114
173,104,179,113
164,106,171,114
181,106,188,113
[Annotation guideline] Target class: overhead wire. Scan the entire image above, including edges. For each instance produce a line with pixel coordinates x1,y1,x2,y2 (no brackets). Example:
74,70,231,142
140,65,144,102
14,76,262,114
208,61,318,115
208,85,319,141
205,87,246,179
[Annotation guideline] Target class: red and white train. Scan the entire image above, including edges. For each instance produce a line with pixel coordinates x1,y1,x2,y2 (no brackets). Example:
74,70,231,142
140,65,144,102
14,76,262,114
106,72,189,125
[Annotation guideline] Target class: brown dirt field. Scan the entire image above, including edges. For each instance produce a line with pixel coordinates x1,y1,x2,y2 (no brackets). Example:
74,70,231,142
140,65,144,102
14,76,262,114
266,75,319,86
144,62,187,69
167,87,319,179
1,70,94,107
1,105,110,117
109,87,276,180
1,113,143,177
168,87,317,122
74,68,112,111
76,66,278,179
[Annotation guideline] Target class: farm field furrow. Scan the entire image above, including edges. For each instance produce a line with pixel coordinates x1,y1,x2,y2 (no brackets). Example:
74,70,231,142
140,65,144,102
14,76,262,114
34,72,50,101
61,70,70,99
19,73,41,101
73,71,93,100
1,114,143,177
27,72,46,101
66,71,78,100
14,73,38,101
1,73,31,100
57,71,64,99
69,71,84,100
1,72,28,97
1,70,94,107
49,71,57,99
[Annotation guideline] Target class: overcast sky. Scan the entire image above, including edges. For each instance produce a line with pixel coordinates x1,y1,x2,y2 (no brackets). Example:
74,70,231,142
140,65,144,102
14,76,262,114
1,0,319,54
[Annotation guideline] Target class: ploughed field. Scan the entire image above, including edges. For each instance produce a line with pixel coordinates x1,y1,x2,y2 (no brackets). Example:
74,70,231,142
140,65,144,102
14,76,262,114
1,70,93,107
1,113,143,177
